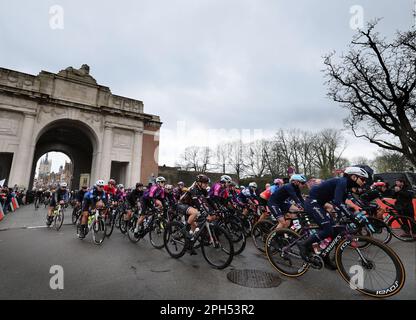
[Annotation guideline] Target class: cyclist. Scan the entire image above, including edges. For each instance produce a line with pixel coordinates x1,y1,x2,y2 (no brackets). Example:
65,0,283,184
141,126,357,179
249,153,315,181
208,175,231,208
237,182,258,217
270,178,284,194
164,184,177,208
104,179,117,200
78,180,108,239
267,174,306,230
125,182,144,222
46,182,69,226
133,177,166,237
173,181,187,202
177,174,213,251
297,166,369,261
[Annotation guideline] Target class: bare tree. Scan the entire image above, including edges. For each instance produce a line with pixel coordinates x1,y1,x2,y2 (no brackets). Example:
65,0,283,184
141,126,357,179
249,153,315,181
228,140,246,180
178,146,212,172
324,21,416,166
313,129,347,178
373,150,412,173
214,143,232,174
245,140,268,178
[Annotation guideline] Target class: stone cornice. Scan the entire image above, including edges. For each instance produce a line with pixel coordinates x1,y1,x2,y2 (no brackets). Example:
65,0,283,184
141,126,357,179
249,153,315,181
0,65,160,123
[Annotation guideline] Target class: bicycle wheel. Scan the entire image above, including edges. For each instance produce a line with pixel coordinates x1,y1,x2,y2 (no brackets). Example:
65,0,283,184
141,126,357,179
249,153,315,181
266,228,309,277
222,217,246,255
366,217,392,244
119,214,128,234
149,217,166,249
164,221,187,258
54,209,64,231
127,217,140,243
388,215,416,242
71,208,79,225
251,220,274,253
104,212,115,238
201,225,234,269
335,235,406,298
92,218,106,245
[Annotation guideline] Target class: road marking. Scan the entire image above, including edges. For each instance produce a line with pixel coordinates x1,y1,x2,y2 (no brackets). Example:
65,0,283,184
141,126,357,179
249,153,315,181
0,223,72,232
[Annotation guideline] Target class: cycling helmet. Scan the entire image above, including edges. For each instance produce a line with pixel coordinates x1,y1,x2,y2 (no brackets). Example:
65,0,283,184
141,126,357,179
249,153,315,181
95,179,105,187
155,176,166,183
248,182,258,188
229,181,237,187
274,178,284,185
206,186,211,192
344,166,369,179
372,181,386,188
117,184,124,189
165,184,173,191
290,174,307,183
136,182,143,188
60,182,68,188
196,174,209,183
178,181,185,187
220,175,232,183
108,179,116,185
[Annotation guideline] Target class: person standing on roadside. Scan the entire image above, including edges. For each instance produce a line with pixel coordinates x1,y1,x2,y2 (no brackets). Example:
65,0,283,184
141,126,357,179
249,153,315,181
393,178,416,238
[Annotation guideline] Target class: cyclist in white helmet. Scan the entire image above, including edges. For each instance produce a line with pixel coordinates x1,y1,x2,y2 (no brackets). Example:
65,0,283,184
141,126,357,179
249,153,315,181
297,166,369,263
78,179,108,238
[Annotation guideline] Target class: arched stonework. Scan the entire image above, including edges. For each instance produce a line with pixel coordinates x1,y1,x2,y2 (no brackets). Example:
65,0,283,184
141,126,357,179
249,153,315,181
0,65,162,189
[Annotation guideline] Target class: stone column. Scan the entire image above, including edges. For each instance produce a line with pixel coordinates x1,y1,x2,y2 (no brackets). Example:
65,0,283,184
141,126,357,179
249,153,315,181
130,128,143,186
9,113,36,189
100,125,113,182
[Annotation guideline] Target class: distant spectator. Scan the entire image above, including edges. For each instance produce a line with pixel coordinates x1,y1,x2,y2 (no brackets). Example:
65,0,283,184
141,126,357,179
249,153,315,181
392,178,416,237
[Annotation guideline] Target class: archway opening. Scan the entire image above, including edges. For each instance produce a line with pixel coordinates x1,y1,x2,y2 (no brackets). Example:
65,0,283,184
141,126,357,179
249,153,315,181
33,152,73,190
29,120,96,191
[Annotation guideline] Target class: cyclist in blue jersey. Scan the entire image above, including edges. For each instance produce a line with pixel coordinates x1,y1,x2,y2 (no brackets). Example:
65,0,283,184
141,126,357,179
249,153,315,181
78,180,108,238
268,174,306,230
297,166,369,261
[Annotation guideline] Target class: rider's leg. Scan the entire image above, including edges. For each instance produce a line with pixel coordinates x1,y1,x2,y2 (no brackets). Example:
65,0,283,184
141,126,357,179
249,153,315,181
297,199,334,260
187,207,199,233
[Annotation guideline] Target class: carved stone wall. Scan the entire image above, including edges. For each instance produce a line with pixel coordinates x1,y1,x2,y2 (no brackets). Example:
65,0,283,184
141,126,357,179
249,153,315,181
0,65,161,188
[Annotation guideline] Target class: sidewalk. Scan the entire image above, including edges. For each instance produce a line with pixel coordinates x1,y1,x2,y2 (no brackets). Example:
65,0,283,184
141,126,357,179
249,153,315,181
0,204,58,230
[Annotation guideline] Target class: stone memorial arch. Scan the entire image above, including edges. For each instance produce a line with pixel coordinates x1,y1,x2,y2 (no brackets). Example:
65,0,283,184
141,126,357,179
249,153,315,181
0,64,161,190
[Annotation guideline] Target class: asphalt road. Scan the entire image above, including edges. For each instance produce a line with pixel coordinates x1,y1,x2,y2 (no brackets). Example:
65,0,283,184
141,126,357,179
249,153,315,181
0,205,414,300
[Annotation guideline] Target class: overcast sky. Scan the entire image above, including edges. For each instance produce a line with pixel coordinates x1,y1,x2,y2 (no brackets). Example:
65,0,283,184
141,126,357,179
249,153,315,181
0,1,413,167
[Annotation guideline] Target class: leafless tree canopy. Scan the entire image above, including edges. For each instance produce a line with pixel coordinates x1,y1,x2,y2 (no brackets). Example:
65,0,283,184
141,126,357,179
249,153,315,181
177,129,348,179
324,20,416,166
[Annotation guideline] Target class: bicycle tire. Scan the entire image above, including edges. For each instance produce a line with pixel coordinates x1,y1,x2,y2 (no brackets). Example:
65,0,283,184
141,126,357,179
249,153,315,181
251,220,275,253
149,218,166,249
387,215,416,242
335,235,406,298
54,209,64,231
222,217,246,255
105,213,115,238
127,217,141,243
92,218,106,245
265,228,310,277
164,221,187,258
366,217,392,244
201,225,234,269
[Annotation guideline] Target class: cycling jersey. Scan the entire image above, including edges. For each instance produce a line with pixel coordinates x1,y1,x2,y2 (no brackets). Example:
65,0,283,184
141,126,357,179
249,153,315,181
270,185,280,194
50,188,69,207
143,185,165,201
179,185,211,212
104,185,117,200
308,177,350,206
82,188,108,211
237,188,257,204
209,183,229,200
268,183,304,207
76,189,87,203
127,189,144,207
173,186,187,201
